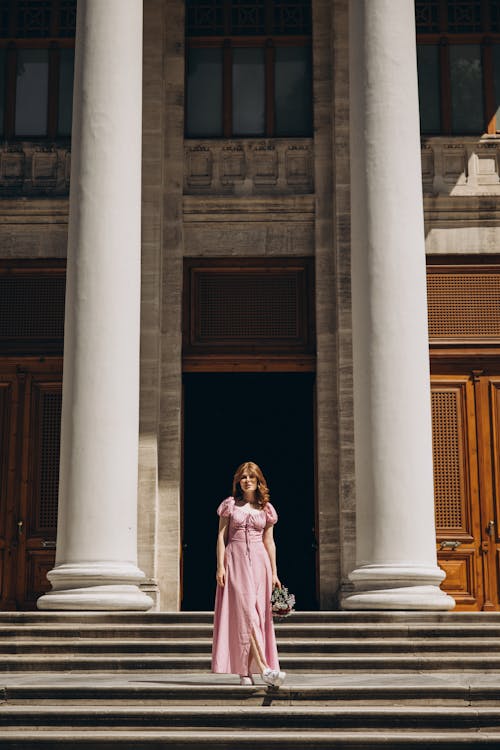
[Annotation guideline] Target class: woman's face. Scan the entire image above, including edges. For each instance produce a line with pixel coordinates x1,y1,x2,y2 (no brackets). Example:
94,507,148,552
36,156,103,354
240,472,258,494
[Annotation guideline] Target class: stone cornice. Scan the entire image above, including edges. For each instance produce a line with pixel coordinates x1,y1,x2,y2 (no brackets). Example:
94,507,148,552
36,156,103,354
0,198,69,224
424,195,500,224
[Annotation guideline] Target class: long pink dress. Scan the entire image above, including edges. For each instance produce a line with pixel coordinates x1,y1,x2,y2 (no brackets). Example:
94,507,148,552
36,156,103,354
211,496,280,675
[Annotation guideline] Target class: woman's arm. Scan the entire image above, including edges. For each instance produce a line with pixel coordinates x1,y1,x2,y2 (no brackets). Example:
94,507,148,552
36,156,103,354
216,516,229,587
263,525,281,589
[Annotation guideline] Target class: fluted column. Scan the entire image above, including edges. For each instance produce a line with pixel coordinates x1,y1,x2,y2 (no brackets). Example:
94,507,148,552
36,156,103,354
38,0,152,610
343,0,454,610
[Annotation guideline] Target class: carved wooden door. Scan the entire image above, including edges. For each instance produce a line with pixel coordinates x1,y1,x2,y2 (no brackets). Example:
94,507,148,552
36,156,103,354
431,375,485,610
472,373,500,610
0,360,61,610
431,371,500,611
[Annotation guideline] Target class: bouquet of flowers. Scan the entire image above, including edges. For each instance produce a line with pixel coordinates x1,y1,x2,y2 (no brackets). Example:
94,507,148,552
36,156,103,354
271,584,296,619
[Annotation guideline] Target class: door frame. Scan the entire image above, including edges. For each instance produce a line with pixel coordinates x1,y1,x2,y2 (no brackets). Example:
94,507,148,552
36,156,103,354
181,256,318,608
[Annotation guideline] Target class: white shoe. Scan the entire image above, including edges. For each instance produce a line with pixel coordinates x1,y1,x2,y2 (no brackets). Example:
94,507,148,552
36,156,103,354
261,668,286,687
239,675,255,685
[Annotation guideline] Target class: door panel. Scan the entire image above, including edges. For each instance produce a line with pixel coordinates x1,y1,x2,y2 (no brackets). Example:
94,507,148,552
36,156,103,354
0,375,19,609
431,376,484,610
16,374,61,609
0,360,61,610
487,378,500,605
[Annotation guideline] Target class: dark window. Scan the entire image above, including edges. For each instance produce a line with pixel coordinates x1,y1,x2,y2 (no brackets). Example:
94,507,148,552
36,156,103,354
0,0,76,139
185,0,313,138
416,0,500,134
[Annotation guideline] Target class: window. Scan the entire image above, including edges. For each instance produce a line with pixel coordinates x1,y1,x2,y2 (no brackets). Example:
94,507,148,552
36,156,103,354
0,0,76,139
416,0,500,134
185,0,313,138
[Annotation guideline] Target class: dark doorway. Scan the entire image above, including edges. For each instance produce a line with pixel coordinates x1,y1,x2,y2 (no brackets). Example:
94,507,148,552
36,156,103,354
182,372,317,611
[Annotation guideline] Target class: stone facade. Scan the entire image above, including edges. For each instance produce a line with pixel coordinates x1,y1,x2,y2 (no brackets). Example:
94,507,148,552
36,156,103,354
0,0,499,610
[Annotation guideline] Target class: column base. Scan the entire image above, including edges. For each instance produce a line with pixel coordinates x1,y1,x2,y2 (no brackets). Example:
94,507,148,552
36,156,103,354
37,563,154,611
341,564,455,611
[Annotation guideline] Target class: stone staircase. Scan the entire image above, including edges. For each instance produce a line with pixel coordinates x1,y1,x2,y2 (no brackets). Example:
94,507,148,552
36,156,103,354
1,611,500,747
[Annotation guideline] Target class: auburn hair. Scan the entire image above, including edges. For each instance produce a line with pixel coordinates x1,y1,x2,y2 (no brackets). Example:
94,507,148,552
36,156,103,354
232,461,270,508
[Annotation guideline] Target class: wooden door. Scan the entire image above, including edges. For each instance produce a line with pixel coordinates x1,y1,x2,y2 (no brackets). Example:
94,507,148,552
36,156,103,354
0,373,20,609
473,373,500,610
431,370,500,611
431,375,485,610
0,359,62,610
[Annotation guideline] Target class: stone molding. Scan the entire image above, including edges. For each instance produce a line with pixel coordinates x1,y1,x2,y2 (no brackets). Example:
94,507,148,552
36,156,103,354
0,143,70,196
3,136,500,201
184,138,314,195
422,136,500,196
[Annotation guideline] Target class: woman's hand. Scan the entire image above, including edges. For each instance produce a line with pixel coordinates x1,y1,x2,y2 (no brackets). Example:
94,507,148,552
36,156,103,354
272,574,281,589
216,567,226,587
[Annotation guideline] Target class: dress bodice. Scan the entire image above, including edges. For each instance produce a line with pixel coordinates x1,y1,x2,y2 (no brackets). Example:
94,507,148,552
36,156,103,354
229,505,268,543
217,496,278,544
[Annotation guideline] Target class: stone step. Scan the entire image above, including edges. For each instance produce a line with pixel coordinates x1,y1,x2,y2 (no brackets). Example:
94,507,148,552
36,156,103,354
2,704,500,730
0,728,499,748
1,612,498,748
3,623,500,639
5,680,500,706
2,611,500,624
1,653,500,672
0,673,500,709
1,637,499,655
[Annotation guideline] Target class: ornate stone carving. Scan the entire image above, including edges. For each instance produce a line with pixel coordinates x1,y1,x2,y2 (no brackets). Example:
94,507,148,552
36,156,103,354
442,144,467,184
285,145,313,189
0,143,71,196
421,137,500,195
184,139,314,195
32,149,58,187
1,149,25,185
253,144,278,186
421,144,434,191
186,146,212,189
220,145,246,185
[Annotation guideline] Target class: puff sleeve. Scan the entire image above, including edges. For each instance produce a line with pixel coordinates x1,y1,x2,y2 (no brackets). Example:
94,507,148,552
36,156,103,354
264,502,278,525
217,496,235,517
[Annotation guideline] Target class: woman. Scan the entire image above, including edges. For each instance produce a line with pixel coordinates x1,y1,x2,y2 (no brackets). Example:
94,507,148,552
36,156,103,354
211,461,286,687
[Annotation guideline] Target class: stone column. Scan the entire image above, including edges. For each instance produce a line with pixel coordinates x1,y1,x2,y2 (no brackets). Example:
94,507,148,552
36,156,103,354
38,0,152,610
342,0,454,610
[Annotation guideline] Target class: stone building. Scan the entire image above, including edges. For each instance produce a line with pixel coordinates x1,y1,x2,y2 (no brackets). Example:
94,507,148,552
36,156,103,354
0,0,498,614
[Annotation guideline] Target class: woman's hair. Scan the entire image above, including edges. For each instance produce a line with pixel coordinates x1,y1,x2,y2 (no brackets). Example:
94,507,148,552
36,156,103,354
232,461,270,507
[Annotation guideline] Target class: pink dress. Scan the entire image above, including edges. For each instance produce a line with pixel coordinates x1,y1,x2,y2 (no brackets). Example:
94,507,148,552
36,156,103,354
211,496,280,676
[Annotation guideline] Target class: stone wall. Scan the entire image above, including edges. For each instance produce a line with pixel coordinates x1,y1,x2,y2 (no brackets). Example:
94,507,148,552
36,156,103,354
138,0,166,608
312,0,341,609
157,0,186,610
0,0,499,612
328,0,354,603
